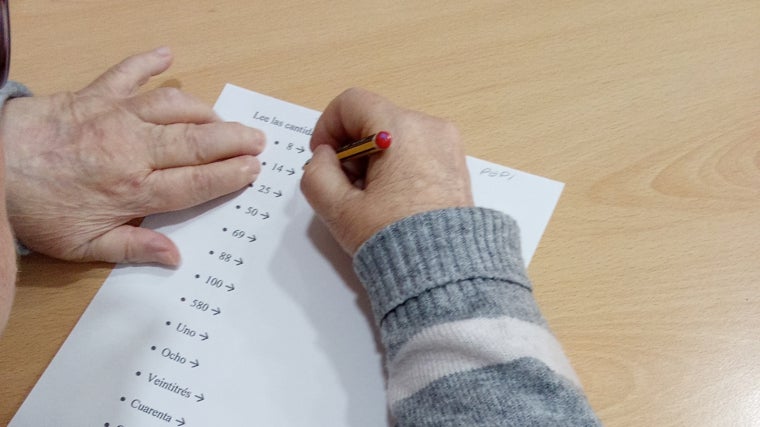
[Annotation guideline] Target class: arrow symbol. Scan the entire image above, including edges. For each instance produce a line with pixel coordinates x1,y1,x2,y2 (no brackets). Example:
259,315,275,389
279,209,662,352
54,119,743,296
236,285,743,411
260,212,270,220
234,257,244,266
226,283,235,292
286,168,295,175
176,417,186,426
195,393,205,403
273,190,282,198
190,359,199,368
200,332,209,341
212,307,221,316
247,234,256,242
296,146,305,153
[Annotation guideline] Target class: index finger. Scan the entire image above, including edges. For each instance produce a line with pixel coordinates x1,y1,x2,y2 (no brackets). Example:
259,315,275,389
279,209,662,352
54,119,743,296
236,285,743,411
311,88,398,151
149,121,265,170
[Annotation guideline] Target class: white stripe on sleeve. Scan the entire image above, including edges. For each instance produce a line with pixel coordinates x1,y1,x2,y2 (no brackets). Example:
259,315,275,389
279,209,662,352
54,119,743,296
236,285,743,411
387,316,581,405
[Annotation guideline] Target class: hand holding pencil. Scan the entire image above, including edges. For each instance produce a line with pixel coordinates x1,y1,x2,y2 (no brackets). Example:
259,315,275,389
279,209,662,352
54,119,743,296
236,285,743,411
301,88,473,255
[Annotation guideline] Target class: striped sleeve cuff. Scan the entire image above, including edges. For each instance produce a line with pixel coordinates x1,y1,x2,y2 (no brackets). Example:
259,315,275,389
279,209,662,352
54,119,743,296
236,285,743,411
353,207,531,326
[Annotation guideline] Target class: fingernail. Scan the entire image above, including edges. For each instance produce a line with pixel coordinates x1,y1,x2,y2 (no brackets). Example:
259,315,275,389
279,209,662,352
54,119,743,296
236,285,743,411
156,248,181,266
242,156,261,181
253,130,267,150
147,235,180,266
154,46,172,56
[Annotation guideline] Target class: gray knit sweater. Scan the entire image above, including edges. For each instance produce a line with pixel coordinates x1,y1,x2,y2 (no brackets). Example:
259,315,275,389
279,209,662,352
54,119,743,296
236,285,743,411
0,82,33,255
354,208,601,426
0,81,31,105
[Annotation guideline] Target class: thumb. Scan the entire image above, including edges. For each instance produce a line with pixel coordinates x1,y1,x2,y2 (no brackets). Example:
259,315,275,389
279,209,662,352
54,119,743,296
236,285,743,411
84,225,181,266
78,47,174,98
300,144,357,223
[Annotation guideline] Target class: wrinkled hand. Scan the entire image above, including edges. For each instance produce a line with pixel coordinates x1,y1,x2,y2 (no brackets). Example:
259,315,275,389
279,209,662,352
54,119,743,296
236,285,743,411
301,88,473,255
0,47,265,265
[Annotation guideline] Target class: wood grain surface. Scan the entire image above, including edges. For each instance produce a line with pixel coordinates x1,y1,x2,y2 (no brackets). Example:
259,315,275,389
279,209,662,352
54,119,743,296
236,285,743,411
1,1,758,425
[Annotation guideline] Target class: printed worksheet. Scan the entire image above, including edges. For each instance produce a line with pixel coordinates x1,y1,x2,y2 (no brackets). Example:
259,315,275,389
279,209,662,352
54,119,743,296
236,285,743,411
10,84,564,426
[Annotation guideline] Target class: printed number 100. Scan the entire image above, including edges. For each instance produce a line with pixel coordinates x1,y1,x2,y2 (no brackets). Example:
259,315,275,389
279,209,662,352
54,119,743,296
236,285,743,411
206,276,223,288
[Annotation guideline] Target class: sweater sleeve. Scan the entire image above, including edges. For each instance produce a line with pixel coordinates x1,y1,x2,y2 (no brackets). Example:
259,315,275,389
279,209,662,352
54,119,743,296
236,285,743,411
353,207,601,426
0,81,32,105
0,81,33,255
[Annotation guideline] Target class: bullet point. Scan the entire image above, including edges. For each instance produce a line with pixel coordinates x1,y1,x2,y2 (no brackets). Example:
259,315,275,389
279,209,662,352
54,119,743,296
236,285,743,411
151,346,156,351
120,396,126,402
166,321,171,326
136,371,141,376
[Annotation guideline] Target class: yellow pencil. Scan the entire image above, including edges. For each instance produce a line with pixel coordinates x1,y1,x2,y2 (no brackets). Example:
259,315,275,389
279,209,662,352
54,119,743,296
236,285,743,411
336,131,393,161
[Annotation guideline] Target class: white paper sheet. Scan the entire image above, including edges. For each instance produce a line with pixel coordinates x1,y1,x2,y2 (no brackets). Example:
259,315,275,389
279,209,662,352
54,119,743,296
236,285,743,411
10,84,564,427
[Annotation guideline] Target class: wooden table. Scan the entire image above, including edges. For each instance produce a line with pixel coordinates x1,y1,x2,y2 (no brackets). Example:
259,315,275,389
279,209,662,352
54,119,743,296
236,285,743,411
1,1,759,425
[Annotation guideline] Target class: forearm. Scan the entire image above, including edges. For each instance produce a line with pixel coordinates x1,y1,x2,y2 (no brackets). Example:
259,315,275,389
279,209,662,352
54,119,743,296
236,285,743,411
354,208,600,426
